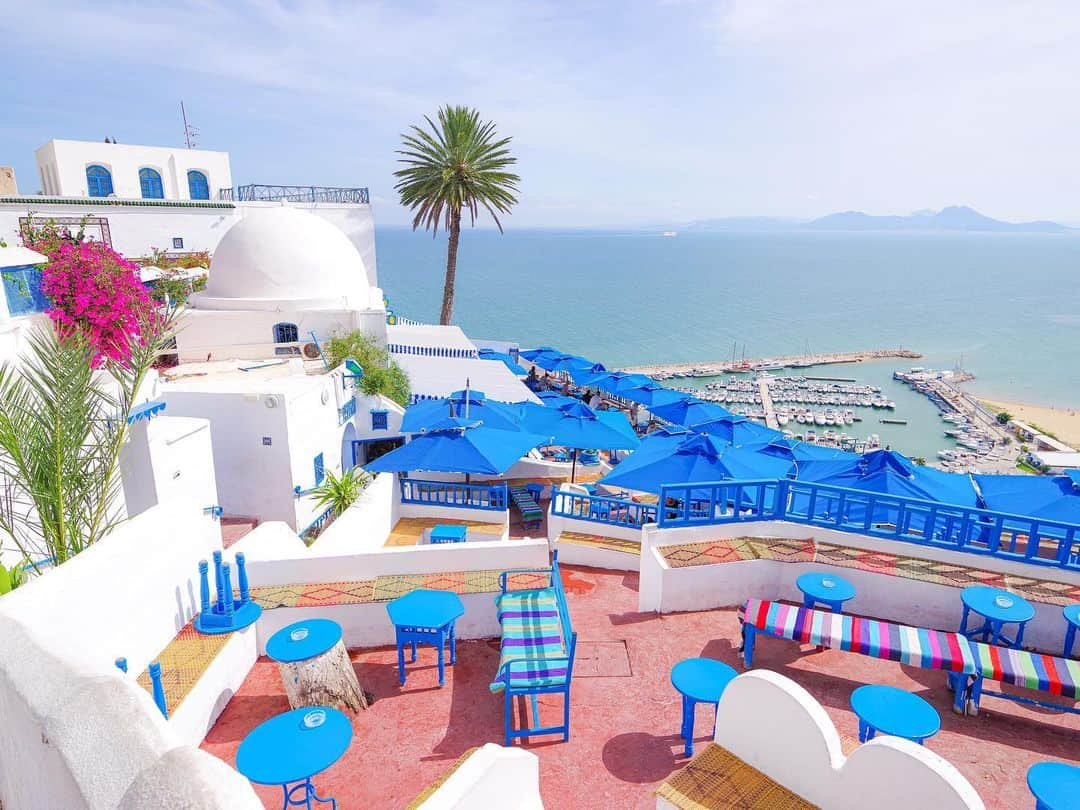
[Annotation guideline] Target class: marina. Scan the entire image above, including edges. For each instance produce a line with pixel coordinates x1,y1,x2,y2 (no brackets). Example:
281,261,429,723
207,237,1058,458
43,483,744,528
621,347,922,379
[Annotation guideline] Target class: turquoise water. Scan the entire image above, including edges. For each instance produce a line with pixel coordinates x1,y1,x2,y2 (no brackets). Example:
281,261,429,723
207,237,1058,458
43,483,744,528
376,228,1080,457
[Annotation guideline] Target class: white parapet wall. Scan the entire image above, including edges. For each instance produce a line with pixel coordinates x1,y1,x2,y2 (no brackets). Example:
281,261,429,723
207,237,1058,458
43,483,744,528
415,743,544,810
661,670,984,810
0,500,261,809
638,520,1080,654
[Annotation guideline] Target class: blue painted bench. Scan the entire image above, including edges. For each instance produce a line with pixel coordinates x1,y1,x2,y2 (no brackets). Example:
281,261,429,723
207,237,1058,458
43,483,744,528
740,598,1080,717
490,552,576,745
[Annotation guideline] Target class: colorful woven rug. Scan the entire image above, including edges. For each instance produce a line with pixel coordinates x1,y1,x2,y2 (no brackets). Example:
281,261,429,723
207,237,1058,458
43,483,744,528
656,742,818,810
558,531,641,555
136,622,232,712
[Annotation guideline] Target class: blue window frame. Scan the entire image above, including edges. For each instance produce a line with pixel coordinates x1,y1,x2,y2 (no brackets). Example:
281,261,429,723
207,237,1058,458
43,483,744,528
139,168,164,199
86,165,113,197
1,266,49,316
371,409,389,431
273,322,299,343
187,170,209,200
313,453,325,485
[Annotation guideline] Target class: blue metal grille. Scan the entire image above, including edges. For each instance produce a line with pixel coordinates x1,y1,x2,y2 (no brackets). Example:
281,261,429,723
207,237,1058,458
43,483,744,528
139,168,164,199
371,409,389,430
86,165,113,197
313,453,325,485
187,170,210,200
2,266,49,316
273,322,299,343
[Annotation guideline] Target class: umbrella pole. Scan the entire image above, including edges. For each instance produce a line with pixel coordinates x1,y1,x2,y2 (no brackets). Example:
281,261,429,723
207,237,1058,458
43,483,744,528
571,449,578,483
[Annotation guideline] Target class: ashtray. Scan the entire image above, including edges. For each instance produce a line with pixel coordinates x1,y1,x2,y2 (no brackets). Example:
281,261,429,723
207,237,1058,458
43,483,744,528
290,628,309,642
994,595,1014,609
821,578,836,589
302,709,326,729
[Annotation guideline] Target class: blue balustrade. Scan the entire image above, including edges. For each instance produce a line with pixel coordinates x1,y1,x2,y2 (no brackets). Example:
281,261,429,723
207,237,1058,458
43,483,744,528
300,506,334,538
656,478,1080,571
339,397,357,425
551,490,658,528
400,478,508,511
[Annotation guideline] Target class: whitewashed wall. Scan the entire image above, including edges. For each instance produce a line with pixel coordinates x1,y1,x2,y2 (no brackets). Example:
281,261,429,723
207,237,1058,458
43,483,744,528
120,416,218,518
416,744,543,810
0,500,261,809
668,670,984,810
638,520,1080,653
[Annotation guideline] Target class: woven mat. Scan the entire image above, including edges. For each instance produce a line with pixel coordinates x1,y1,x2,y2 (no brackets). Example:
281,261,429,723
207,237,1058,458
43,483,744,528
656,742,818,809
405,747,479,809
372,569,548,602
250,580,376,609
659,537,763,569
559,531,641,555
136,622,231,712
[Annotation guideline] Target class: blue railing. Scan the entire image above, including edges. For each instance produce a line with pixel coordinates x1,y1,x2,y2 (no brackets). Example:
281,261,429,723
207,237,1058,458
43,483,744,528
400,478,508,511
551,490,657,529
657,478,1080,571
300,506,334,539
339,397,357,425
224,184,370,204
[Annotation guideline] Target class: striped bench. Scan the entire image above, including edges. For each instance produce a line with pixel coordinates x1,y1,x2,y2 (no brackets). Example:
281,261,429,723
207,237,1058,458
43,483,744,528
508,485,544,531
740,598,1080,716
490,552,576,745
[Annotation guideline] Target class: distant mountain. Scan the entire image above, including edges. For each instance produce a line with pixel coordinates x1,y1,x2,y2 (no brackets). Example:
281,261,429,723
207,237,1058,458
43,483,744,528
681,206,1071,234
807,206,1069,233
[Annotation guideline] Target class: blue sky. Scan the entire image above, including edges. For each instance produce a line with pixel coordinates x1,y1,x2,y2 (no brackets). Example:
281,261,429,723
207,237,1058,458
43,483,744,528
2,1,1079,227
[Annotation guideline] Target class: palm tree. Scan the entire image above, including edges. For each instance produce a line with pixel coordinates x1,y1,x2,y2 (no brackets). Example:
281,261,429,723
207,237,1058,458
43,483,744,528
394,105,520,325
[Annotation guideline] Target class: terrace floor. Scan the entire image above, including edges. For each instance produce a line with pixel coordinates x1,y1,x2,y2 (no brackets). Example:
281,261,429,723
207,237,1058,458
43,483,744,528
201,565,1080,809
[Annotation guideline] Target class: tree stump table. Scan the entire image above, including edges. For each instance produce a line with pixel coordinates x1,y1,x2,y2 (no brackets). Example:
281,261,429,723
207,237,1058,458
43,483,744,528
266,619,369,713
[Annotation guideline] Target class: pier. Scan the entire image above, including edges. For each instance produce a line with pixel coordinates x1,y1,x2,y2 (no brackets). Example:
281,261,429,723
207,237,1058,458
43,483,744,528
621,348,922,379
757,375,779,429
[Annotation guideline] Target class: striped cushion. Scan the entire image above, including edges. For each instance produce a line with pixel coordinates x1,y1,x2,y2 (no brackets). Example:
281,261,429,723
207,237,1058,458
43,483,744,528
508,486,544,522
969,642,1080,700
491,588,568,692
742,598,974,673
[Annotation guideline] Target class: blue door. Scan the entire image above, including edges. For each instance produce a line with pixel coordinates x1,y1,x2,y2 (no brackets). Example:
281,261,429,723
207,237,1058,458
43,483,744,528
1,266,49,316
139,168,164,199
187,170,210,200
86,165,113,197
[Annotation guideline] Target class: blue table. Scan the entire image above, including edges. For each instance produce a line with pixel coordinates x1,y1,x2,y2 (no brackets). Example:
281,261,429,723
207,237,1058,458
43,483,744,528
850,684,940,745
670,657,737,757
1062,605,1080,658
430,524,467,544
267,620,367,713
958,586,1035,649
268,619,341,663
1027,761,1080,810
796,572,856,612
386,589,465,686
236,706,351,810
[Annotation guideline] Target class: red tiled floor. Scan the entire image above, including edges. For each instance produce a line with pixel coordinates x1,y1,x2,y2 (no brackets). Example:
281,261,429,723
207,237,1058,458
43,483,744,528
201,566,1080,809
221,516,259,549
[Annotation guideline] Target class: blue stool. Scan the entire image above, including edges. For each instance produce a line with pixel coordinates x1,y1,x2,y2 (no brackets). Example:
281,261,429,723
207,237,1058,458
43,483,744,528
386,589,465,687
959,585,1035,649
1062,605,1080,658
796,572,856,612
1027,761,1080,810
670,657,737,757
850,684,940,745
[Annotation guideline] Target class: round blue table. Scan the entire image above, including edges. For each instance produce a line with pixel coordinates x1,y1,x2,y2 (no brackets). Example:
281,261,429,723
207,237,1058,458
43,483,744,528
850,684,940,744
958,586,1035,649
796,572,856,612
268,619,341,663
670,657,738,757
236,706,352,810
386,589,465,687
1062,605,1080,658
267,620,367,713
1027,761,1080,810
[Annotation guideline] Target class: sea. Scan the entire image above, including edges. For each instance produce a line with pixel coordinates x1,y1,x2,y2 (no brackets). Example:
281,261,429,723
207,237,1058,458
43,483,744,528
375,228,1080,459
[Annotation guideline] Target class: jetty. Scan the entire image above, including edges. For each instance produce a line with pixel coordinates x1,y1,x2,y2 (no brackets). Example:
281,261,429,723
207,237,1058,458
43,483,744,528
621,348,922,379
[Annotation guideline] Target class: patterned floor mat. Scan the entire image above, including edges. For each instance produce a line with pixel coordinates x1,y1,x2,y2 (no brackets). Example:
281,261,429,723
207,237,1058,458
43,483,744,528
558,531,641,555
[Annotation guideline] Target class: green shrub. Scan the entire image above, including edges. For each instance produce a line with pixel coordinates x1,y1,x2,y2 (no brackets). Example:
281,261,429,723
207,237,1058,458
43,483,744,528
324,331,411,406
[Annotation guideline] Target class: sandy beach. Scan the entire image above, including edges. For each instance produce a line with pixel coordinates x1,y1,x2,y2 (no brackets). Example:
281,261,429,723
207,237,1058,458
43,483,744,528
979,397,1080,450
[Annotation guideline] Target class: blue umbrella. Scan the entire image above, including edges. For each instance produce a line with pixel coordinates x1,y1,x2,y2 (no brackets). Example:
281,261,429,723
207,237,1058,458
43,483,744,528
534,390,578,407
520,401,640,481
598,433,789,496
747,438,857,464
648,398,732,426
620,383,689,409
401,389,523,433
569,364,610,386
692,414,784,447
520,346,559,361
974,473,1080,523
477,349,527,376
603,373,656,396
533,353,595,373
365,418,550,476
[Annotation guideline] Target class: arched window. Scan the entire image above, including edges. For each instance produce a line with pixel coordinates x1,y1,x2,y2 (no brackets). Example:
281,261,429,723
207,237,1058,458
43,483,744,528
86,165,113,198
273,322,299,344
187,170,210,200
139,168,164,199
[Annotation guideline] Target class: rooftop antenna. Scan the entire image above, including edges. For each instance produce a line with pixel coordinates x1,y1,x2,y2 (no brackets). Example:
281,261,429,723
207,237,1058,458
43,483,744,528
181,100,199,149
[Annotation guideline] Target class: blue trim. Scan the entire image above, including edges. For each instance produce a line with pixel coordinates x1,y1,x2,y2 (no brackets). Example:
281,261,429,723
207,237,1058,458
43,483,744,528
86,164,113,197
657,478,1080,571
127,399,166,424
400,478,508,511
1,265,49,316
387,343,478,359
313,453,325,485
300,505,334,538
370,409,388,431
273,322,299,344
139,167,164,199
187,170,210,200
338,398,357,425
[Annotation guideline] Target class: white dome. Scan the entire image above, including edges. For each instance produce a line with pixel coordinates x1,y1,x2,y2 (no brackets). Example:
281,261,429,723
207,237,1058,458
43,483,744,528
197,206,376,310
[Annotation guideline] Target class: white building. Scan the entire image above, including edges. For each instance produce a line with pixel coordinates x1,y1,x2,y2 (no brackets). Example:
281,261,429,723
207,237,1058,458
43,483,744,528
175,204,387,362
0,139,377,274
0,243,50,364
